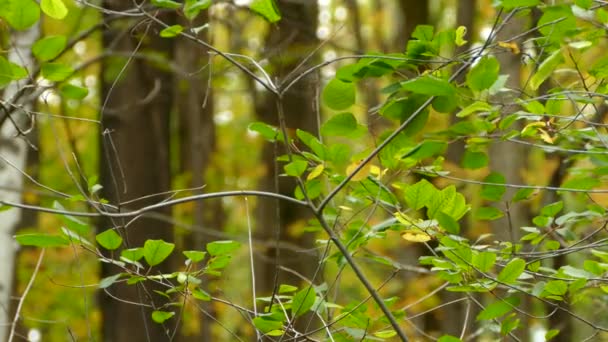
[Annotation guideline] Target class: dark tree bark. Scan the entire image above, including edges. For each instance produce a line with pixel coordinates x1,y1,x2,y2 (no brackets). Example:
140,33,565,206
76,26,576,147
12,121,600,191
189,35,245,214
98,3,175,341
254,0,319,319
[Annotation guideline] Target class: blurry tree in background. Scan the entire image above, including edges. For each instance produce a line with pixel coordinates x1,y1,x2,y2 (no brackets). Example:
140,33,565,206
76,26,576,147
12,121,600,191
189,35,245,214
4,0,608,341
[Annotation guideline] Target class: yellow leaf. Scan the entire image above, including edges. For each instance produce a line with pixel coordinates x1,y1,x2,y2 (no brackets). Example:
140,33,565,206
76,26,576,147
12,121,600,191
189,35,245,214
539,128,555,144
307,164,324,181
401,230,432,243
346,160,370,181
498,41,520,54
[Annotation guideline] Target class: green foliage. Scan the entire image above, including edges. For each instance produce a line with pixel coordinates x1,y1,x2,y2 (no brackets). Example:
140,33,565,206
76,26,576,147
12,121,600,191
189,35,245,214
32,35,66,61
249,0,281,23
322,78,356,110
143,239,175,266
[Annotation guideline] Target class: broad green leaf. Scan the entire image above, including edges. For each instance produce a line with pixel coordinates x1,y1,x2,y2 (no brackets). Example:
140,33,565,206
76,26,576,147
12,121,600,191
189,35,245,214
249,0,281,23
296,129,325,159
436,211,460,234
401,75,455,96
500,0,540,10
475,206,504,220
546,329,560,341
15,233,69,247
0,57,14,88
529,50,563,91
513,188,535,202
160,25,183,38
428,185,469,220
544,280,568,296
2,0,40,30
541,201,563,217
183,250,206,262
561,176,599,190
41,62,73,81
253,315,284,333
538,6,576,41
321,113,358,136
323,79,356,110
40,0,67,19
61,227,93,246
99,274,122,289
248,122,284,142
121,248,144,261
481,172,506,201
477,296,520,320
456,101,493,118
192,287,211,301
291,287,316,318
32,35,66,62
403,179,437,210
207,240,240,256
60,84,89,100
151,0,181,9
184,0,212,20
96,229,123,250
473,251,496,272
497,258,526,284
461,150,488,169
284,160,307,177
151,310,174,323
467,56,499,91
143,239,175,266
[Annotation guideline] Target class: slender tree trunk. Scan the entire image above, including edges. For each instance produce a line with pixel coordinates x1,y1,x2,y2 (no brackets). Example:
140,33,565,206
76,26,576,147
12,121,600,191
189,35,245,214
0,25,39,341
254,0,319,331
173,11,219,342
98,3,176,341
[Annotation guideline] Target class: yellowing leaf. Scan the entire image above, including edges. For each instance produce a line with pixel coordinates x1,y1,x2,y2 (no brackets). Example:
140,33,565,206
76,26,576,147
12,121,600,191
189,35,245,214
307,164,324,181
498,41,520,54
539,129,555,144
455,26,468,46
346,160,370,181
401,230,432,243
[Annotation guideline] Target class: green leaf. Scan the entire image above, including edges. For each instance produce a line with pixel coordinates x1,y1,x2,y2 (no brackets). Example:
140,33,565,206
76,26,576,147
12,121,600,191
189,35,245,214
41,62,73,81
291,287,316,318
184,0,212,20
15,233,69,247
404,179,437,210
151,310,175,324
500,0,540,10
248,122,284,142
545,329,560,341
99,274,122,289
284,160,308,177
461,150,488,169
121,248,144,261
497,258,526,284
40,0,67,19
207,240,240,256
455,26,467,46
401,75,455,96
530,50,563,91
541,201,563,217
192,287,211,301
428,185,469,221
96,229,123,251
538,6,576,41
249,0,281,23
374,330,397,339
475,206,504,220
544,280,568,296
253,315,284,333
32,35,66,62
438,336,462,342
473,251,496,272
60,84,89,100
481,172,506,201
160,25,183,38
0,57,14,88
561,176,599,191
183,250,206,262
151,0,181,9
467,56,499,91
436,211,460,234
513,188,535,202
456,101,493,118
477,296,520,320
143,239,175,266
296,129,325,159
321,113,358,136
323,79,356,110
1,0,40,30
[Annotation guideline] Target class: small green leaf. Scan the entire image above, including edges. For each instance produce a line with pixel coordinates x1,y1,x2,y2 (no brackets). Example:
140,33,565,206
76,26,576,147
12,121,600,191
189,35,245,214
513,188,535,202
477,296,520,320
160,25,183,38
15,233,69,247
121,248,144,261
456,101,493,118
99,274,122,289
0,57,14,88
529,50,563,91
151,310,175,323
436,211,460,234
41,62,73,81
60,84,89,100
183,250,206,262
467,56,499,91
544,280,568,296
404,179,437,210
253,315,284,333
192,287,211,301
248,122,284,142
481,172,506,201
473,251,496,272
401,75,455,96
2,0,40,30
455,26,467,46
249,0,281,23
545,329,560,340
40,0,68,19
374,330,397,339
461,150,488,169
32,35,66,62
321,113,358,136
438,336,462,342
497,258,526,284
96,229,123,250
500,0,540,10
184,0,212,20
291,287,316,318
151,0,181,9
279,284,298,293
143,239,175,266
323,79,356,110
296,129,325,159
541,201,563,217
284,160,308,177
207,240,240,256
476,206,504,220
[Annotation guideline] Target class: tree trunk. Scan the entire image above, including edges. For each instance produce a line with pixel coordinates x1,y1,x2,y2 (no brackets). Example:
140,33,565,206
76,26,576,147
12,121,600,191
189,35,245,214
98,3,175,341
0,25,39,341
